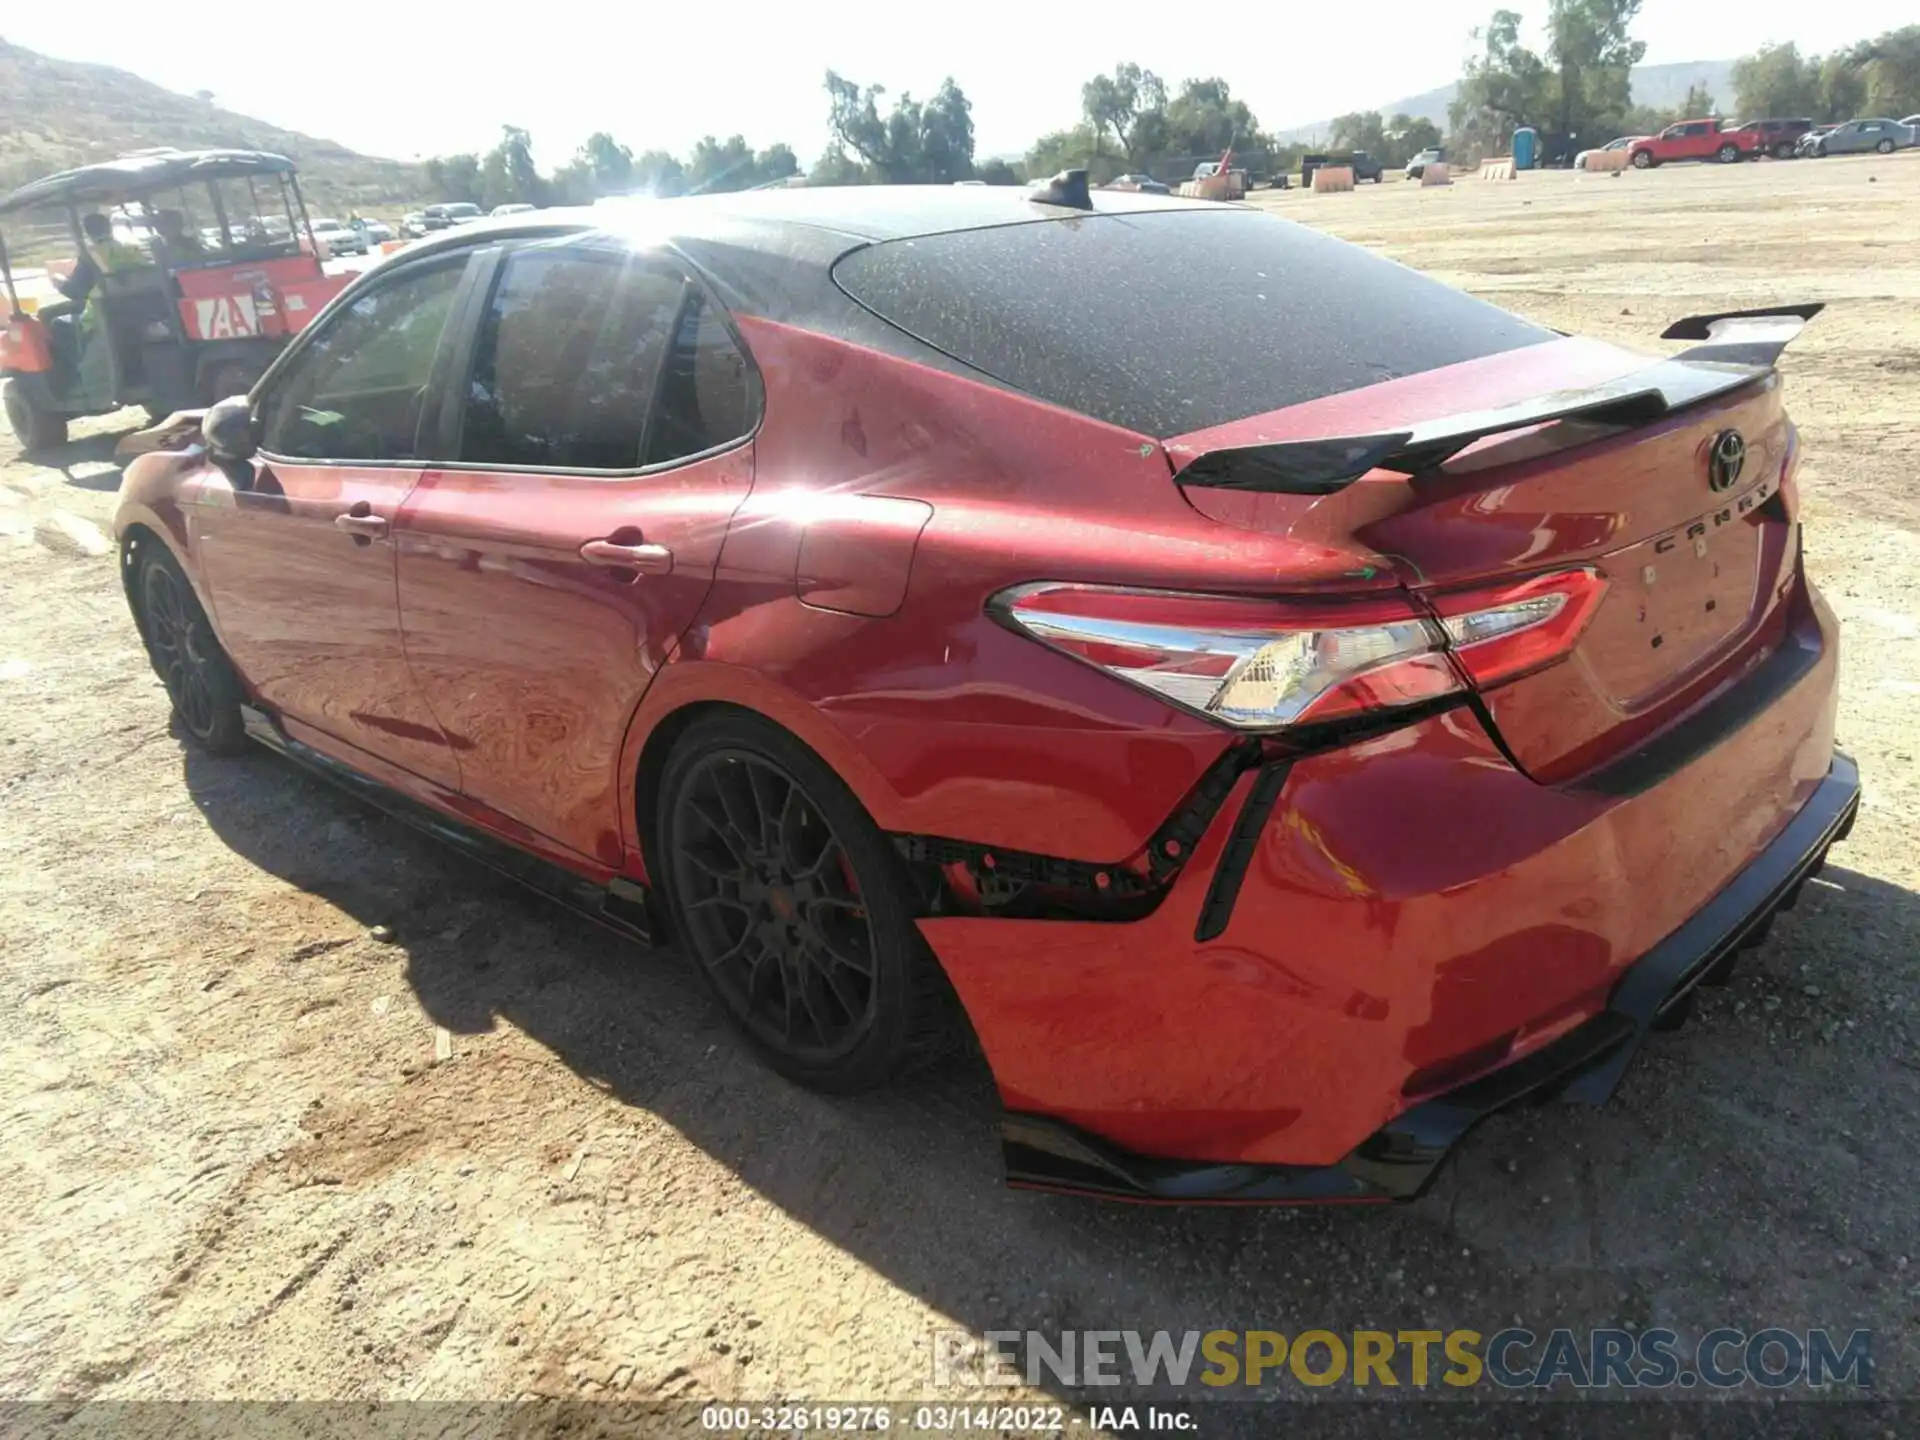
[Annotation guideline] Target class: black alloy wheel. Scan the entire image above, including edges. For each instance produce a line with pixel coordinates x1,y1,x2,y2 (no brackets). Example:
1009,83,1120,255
139,550,246,754
657,714,956,1091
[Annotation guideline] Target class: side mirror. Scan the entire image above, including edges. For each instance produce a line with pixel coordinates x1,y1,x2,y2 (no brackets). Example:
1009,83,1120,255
203,395,258,463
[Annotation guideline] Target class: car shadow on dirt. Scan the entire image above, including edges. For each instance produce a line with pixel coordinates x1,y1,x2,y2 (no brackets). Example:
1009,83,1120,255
179,738,1920,1407
40,429,137,491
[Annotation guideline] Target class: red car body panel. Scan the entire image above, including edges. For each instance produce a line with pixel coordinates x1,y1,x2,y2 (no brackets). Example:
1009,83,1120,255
109,198,1852,1198
394,446,755,867
927,586,1838,1165
173,254,350,342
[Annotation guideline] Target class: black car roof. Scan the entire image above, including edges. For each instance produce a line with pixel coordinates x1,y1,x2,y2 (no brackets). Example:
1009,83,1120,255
0,148,297,215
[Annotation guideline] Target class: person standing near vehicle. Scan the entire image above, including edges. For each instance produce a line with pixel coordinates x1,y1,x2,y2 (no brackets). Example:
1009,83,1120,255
56,213,148,404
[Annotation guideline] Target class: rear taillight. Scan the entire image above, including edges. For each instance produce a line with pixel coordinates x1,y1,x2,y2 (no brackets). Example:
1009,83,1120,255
993,570,1607,732
1426,568,1609,689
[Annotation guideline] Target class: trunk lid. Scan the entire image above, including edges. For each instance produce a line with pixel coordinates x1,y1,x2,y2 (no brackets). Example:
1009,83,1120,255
1166,338,1803,782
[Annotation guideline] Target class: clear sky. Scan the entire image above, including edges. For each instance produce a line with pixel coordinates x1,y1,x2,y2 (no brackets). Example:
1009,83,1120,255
11,0,1915,167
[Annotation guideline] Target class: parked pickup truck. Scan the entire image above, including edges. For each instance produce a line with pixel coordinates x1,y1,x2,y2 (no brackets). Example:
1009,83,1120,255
1301,150,1385,185
1628,120,1758,168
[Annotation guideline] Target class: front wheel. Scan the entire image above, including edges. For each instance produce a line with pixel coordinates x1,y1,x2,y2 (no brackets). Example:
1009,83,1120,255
1716,143,1741,163
1876,138,1895,154
655,712,957,1093
1631,150,1654,169
135,546,248,755
1774,142,1795,159
3,377,68,453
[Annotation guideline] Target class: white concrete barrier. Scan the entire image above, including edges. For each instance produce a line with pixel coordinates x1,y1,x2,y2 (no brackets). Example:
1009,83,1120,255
1312,165,1355,193
1584,149,1631,173
1479,158,1516,180
1420,162,1452,186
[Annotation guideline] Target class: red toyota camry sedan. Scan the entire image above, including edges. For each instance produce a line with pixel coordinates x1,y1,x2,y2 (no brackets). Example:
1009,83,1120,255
114,179,1857,1204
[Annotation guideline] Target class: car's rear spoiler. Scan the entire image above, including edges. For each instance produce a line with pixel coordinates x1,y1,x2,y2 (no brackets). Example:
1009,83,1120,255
1175,304,1824,497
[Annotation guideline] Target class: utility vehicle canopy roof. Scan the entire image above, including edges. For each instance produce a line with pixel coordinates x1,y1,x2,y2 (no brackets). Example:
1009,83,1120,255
0,149,298,216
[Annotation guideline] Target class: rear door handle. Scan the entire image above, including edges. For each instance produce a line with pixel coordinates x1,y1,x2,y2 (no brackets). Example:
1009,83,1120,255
580,538,673,574
334,513,389,539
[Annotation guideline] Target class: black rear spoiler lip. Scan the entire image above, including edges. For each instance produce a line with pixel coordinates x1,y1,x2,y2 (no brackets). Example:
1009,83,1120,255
1174,303,1823,498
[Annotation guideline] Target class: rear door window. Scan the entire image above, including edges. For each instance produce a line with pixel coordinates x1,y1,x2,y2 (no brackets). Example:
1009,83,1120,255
832,208,1551,437
458,247,686,470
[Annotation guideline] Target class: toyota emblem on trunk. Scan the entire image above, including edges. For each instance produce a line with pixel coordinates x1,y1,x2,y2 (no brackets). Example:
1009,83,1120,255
1708,430,1746,492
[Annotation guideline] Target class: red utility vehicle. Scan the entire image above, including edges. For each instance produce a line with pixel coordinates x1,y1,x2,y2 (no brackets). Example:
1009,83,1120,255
0,149,351,450
113,182,1855,1203
1629,120,1757,168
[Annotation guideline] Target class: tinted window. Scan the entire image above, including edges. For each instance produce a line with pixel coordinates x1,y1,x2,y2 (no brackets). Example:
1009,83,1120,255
260,260,464,460
1682,123,1712,136
643,291,756,466
459,248,685,469
833,209,1551,437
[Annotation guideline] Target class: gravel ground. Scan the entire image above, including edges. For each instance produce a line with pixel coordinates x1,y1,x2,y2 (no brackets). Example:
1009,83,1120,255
1,152,1916,1431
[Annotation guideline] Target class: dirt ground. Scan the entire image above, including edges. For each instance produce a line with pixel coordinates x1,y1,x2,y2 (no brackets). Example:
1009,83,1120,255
3,154,1918,1426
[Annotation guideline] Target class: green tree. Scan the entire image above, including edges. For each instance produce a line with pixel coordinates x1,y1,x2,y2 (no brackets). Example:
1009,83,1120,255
479,125,545,210
1732,43,1820,120
1162,77,1261,162
919,78,977,183
1450,10,1553,153
1856,25,1920,116
633,150,686,196
977,158,1021,185
1546,0,1646,151
684,135,757,193
1023,124,1124,184
1817,50,1867,122
424,152,482,205
1676,82,1718,119
823,71,976,183
808,147,869,186
1081,62,1169,167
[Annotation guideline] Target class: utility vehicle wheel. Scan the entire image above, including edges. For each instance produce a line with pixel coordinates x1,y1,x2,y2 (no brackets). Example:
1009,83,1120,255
656,713,956,1092
3,378,67,453
136,546,248,755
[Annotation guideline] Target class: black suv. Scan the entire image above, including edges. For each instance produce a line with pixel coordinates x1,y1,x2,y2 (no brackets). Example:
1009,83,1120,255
1732,118,1815,159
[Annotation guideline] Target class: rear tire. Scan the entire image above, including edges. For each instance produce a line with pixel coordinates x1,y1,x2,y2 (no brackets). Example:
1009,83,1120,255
1876,138,1894,154
135,545,248,756
3,377,67,453
1716,143,1741,163
654,711,957,1093
1631,150,1654,169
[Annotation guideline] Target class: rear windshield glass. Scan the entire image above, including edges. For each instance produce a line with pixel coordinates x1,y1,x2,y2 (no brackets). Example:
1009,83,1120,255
832,208,1552,437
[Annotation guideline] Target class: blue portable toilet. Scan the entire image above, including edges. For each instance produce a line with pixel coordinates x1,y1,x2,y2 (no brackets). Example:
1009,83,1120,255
1512,126,1538,170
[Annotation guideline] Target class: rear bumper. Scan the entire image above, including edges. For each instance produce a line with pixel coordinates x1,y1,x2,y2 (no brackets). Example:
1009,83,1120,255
1001,752,1858,1203
918,575,1848,1198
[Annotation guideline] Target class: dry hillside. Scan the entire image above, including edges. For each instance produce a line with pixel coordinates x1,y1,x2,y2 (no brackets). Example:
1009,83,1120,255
0,40,423,213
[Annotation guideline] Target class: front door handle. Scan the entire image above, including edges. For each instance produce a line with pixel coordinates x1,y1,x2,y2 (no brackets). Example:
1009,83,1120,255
580,538,673,574
335,513,389,539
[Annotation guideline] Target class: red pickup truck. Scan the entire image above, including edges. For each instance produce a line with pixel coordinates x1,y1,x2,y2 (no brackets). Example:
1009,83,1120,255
1629,119,1757,168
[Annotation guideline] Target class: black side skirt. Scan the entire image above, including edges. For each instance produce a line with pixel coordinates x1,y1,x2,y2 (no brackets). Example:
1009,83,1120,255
238,704,658,945
1003,753,1861,1205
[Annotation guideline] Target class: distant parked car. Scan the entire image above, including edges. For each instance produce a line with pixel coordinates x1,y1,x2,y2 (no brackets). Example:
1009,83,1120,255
1630,119,1757,167
309,218,367,257
1104,173,1172,195
1810,118,1913,155
490,202,536,216
352,218,395,244
1795,126,1836,157
1728,118,1814,159
1575,135,1646,169
1404,147,1446,180
400,212,429,239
